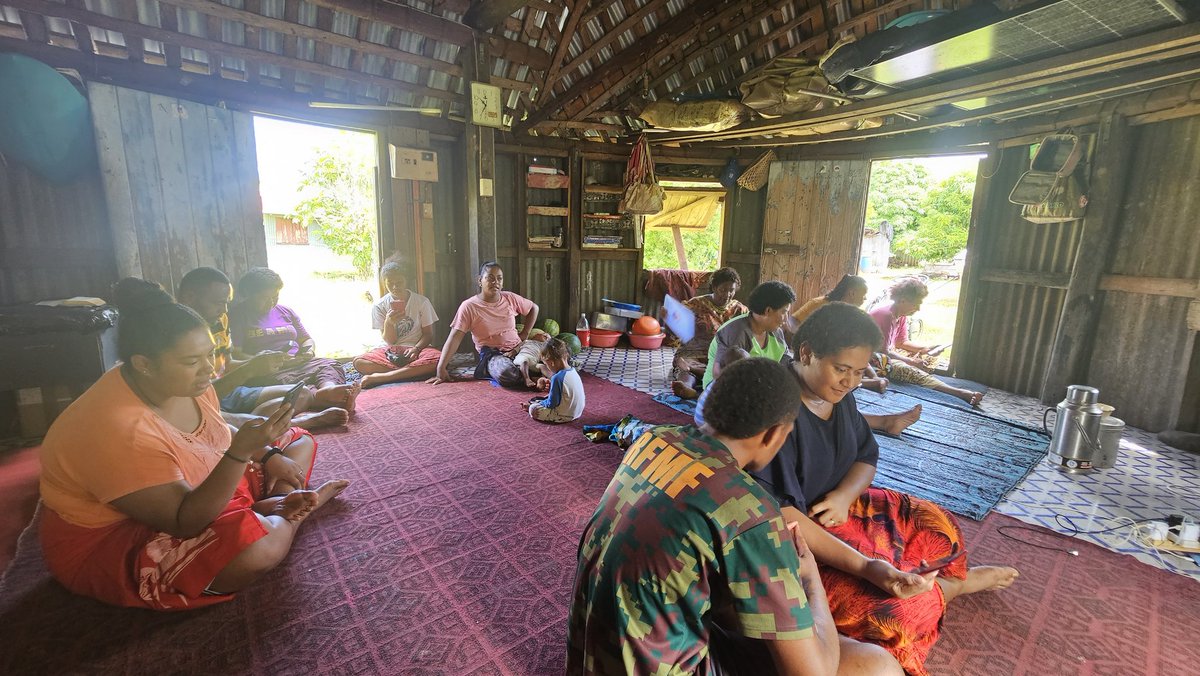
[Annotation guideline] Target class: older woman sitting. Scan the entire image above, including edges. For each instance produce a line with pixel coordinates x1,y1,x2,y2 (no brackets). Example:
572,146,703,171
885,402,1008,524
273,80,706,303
38,278,348,610
754,303,1017,675
666,267,748,400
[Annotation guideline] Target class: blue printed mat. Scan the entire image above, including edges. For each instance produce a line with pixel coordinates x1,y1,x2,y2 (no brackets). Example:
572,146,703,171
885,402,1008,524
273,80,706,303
854,384,1048,520
654,381,1048,520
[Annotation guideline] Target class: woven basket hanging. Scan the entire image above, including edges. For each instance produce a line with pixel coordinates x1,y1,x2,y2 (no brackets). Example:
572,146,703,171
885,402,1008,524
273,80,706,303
736,150,776,191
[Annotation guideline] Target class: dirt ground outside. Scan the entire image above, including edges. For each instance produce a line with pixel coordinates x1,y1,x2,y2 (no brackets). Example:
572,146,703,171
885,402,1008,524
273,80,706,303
266,237,380,359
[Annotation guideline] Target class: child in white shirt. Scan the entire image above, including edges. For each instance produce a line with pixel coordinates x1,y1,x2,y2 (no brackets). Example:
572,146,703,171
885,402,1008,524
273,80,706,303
523,338,585,423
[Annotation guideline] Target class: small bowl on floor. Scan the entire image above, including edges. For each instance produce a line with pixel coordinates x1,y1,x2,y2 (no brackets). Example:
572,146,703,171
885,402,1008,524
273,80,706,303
628,332,665,349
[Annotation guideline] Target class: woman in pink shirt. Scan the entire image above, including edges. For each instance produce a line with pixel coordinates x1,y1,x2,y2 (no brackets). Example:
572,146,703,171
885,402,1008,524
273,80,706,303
427,261,540,388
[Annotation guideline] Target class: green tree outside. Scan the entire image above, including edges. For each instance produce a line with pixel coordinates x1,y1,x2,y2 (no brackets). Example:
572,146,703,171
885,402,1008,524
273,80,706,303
642,206,723,270
290,142,377,278
865,160,931,234
895,170,975,263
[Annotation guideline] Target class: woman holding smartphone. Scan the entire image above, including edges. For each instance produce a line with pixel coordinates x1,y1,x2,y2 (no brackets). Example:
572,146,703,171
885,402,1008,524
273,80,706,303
752,302,1019,676
352,261,443,388
38,279,348,610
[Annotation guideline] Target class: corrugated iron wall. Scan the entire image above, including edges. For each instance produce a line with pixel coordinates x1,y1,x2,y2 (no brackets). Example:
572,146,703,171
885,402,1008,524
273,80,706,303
957,147,1083,396
581,257,641,318
959,116,1200,430
1087,117,1200,431
0,160,116,304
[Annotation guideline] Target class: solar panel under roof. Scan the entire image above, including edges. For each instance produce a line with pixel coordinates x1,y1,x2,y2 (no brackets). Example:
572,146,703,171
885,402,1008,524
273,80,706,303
853,0,1190,109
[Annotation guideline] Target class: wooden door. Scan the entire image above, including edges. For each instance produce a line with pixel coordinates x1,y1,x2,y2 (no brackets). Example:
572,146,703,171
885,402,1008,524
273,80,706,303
760,160,871,302
89,83,264,291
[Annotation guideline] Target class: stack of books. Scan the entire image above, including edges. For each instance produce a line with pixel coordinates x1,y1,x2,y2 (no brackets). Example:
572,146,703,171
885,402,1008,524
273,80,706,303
528,236,560,250
582,235,622,249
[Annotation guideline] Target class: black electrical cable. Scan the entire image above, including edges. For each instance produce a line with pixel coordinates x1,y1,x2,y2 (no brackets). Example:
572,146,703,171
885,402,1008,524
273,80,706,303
996,515,1155,556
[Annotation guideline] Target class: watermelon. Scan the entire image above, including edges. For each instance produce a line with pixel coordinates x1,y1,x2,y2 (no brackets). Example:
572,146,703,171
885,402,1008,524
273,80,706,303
559,332,583,356
541,318,560,336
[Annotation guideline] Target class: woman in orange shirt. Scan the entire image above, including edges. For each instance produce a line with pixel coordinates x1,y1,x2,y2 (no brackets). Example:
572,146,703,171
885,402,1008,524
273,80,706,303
38,279,349,610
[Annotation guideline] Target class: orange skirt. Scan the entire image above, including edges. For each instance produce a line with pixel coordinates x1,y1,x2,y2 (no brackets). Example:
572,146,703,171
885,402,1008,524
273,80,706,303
821,488,968,676
41,428,315,611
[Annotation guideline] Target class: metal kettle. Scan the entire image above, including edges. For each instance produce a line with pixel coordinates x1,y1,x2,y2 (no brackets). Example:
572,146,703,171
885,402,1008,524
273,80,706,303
1043,385,1104,472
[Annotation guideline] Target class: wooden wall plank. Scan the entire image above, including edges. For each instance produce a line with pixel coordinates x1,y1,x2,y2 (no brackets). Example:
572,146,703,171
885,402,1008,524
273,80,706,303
206,106,249,280
232,111,267,272
116,86,174,290
179,98,224,271
88,82,142,279
149,94,200,289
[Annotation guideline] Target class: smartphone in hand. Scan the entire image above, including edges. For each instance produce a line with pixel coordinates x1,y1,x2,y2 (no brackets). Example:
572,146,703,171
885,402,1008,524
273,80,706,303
910,549,965,575
280,382,305,409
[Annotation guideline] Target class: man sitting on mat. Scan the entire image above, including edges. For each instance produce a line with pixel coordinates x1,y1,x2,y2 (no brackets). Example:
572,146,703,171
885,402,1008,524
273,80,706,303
568,358,903,675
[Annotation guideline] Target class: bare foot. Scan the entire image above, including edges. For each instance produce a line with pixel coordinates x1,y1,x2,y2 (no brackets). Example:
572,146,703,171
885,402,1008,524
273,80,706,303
963,565,1019,593
311,479,351,510
671,381,699,400
315,381,361,412
294,386,316,412
271,490,319,522
880,404,922,436
861,378,889,394
360,373,391,389
293,407,350,430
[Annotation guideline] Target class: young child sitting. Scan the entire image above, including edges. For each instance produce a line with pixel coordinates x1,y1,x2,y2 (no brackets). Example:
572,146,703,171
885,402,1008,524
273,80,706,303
522,338,586,424
512,329,552,388
693,346,750,427
352,262,442,388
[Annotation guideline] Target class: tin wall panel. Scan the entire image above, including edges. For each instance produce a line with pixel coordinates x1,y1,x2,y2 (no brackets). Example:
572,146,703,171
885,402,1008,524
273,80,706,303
523,255,569,330
0,161,116,305
495,153,519,250
1087,116,1200,430
958,146,1081,396
581,258,640,319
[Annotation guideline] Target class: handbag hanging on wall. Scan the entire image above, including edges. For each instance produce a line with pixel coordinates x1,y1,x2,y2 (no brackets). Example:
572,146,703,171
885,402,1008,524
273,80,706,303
621,134,665,215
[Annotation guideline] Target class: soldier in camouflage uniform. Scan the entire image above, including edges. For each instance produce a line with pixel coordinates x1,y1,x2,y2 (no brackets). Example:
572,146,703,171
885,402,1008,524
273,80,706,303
568,358,902,675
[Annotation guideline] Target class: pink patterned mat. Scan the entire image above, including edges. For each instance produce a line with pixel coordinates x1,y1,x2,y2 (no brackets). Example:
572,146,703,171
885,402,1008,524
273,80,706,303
1,375,1195,674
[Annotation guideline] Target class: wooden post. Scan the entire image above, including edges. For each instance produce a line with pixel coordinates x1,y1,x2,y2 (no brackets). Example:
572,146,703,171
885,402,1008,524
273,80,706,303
1039,113,1134,403
463,39,497,273
950,145,998,376
567,147,582,325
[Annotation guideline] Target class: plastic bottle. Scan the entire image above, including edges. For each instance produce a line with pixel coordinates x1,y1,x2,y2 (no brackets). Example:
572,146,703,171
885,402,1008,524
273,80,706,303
577,313,590,348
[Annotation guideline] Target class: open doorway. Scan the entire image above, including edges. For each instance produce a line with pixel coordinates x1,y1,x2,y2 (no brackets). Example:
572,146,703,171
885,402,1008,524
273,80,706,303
253,117,379,358
861,155,984,369
642,180,725,271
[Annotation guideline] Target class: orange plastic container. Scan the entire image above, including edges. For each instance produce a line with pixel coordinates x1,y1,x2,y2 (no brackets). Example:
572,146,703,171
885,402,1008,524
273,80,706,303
628,332,665,350
590,328,622,347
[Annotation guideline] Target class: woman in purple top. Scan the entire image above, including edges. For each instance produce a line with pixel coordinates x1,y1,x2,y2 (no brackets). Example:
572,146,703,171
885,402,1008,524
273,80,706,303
229,268,360,412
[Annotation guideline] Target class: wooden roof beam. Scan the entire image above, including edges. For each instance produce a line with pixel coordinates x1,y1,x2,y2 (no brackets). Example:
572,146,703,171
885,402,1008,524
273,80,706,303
463,0,529,31
652,21,1200,143
537,0,585,106
552,0,672,85
306,0,551,70
521,0,733,131
0,34,465,136
154,0,465,78
5,0,463,105
567,0,752,123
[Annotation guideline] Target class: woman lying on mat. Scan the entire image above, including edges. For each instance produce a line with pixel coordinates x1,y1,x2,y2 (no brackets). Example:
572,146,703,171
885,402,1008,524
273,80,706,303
753,302,1018,675
867,278,984,406
177,267,349,430
665,266,748,400
228,267,361,412
426,261,540,388
38,279,349,610
352,261,442,389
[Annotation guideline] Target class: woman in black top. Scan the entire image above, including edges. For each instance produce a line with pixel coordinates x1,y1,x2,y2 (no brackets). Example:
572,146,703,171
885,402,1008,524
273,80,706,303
754,303,1019,676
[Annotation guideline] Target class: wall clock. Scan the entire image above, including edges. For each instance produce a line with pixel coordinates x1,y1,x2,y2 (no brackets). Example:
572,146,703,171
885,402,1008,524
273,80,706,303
470,81,503,128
